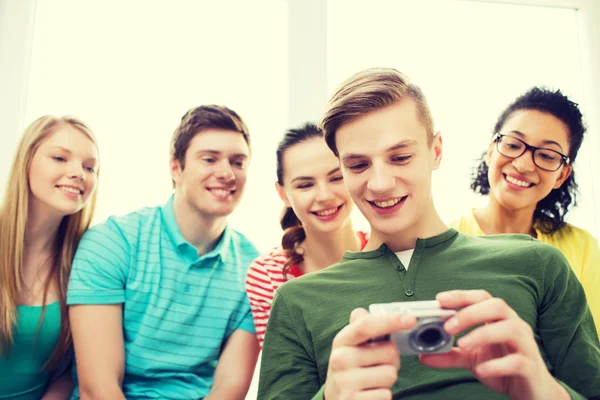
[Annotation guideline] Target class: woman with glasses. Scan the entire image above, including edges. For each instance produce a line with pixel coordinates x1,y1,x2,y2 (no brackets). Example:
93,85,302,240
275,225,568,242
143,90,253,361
451,87,600,332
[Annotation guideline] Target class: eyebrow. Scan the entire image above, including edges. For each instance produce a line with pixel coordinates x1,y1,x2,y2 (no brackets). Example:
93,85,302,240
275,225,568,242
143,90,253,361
509,130,564,151
196,150,248,158
387,140,418,151
49,146,72,153
340,139,417,163
291,167,340,184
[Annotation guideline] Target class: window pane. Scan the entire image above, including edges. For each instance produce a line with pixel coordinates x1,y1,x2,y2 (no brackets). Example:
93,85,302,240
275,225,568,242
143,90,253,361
328,0,596,237
26,0,289,251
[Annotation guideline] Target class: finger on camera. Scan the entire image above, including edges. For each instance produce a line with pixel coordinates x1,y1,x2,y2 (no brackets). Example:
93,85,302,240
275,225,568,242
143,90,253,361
335,364,399,392
419,348,471,370
443,297,518,335
456,319,533,352
350,307,370,323
334,313,417,348
472,353,531,378
436,289,493,309
330,341,401,371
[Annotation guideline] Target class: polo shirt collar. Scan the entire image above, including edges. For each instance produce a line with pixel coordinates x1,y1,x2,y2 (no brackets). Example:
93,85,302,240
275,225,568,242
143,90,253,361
161,194,231,261
209,224,231,261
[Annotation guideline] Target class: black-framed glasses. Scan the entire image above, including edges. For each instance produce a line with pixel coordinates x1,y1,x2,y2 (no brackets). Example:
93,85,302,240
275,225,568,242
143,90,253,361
493,133,570,172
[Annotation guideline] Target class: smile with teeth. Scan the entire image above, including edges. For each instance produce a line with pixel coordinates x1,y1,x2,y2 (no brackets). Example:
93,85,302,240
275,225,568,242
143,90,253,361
209,188,234,197
372,197,403,208
57,185,82,195
504,175,533,188
312,205,341,216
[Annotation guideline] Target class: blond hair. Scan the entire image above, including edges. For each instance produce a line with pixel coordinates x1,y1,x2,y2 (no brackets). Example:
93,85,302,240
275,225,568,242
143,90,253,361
321,67,434,156
0,115,99,369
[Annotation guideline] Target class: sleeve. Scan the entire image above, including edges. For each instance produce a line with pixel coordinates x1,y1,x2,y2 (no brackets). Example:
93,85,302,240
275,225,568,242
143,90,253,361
245,258,277,347
578,231,600,335
67,218,130,305
229,297,256,335
536,244,600,398
257,291,324,399
556,379,591,400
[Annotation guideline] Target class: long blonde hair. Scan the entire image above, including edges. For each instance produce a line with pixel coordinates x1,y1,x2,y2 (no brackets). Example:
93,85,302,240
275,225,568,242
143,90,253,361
0,115,99,369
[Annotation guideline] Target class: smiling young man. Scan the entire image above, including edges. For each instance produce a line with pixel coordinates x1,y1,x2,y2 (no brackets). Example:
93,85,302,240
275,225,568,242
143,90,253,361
258,69,600,400
67,105,260,399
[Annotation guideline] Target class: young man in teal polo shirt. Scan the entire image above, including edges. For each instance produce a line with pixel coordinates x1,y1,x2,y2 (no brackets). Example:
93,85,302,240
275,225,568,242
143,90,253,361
67,105,260,399
258,69,600,399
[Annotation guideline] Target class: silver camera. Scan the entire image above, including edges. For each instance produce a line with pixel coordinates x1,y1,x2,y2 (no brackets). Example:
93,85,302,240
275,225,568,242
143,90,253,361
369,300,456,356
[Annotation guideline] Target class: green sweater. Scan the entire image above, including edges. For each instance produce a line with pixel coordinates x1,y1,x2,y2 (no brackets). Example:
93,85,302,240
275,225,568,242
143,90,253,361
258,229,600,399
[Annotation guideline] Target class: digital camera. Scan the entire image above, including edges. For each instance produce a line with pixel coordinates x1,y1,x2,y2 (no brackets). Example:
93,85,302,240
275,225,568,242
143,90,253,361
369,300,456,356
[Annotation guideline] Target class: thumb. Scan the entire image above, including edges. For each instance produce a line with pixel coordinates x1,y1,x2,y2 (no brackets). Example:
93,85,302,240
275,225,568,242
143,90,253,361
349,307,369,324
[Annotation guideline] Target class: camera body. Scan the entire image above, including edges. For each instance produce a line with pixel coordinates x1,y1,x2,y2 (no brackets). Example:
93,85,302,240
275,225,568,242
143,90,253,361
369,300,456,356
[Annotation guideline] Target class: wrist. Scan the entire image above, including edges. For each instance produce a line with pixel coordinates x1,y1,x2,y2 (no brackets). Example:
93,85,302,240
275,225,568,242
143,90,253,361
526,377,571,400
323,382,333,400
549,379,575,400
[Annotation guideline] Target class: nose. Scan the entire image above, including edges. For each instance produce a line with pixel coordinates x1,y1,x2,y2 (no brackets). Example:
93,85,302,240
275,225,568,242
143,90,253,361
367,162,395,194
315,183,335,203
511,150,536,173
68,163,85,181
215,161,235,182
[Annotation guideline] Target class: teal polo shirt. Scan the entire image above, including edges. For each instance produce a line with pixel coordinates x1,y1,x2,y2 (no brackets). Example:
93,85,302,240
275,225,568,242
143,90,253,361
67,195,259,399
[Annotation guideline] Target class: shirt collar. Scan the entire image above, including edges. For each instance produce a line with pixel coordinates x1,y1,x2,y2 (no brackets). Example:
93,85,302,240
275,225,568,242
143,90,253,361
161,194,231,261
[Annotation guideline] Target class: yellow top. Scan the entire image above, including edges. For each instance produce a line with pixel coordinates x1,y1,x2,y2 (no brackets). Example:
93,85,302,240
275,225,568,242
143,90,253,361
450,211,600,334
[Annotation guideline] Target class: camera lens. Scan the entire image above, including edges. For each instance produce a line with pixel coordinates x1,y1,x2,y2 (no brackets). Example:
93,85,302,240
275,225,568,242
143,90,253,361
417,327,443,347
409,321,450,353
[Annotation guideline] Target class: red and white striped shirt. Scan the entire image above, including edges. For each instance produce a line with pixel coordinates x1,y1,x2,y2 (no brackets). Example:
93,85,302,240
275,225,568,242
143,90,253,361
245,231,368,347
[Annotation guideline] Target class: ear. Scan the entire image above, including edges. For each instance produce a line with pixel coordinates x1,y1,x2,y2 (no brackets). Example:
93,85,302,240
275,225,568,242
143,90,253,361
431,131,443,170
485,140,495,166
170,158,183,186
553,164,572,189
275,182,291,207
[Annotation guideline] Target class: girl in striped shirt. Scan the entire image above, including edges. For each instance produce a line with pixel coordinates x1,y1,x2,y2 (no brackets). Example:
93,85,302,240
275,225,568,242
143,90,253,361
245,122,368,346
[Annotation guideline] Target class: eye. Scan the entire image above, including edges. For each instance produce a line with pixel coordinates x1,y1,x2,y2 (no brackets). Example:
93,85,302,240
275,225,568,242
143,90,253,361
52,156,66,162
202,157,216,164
330,176,343,182
392,155,412,163
538,152,558,161
297,183,313,189
347,162,368,171
85,166,96,173
232,160,246,169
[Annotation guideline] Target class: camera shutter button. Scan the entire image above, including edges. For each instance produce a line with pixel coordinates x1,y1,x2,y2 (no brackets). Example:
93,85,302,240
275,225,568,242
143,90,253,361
405,289,414,297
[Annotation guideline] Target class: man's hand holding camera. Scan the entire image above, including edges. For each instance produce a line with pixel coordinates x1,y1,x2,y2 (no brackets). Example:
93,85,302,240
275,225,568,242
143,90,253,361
324,308,417,399
323,290,570,400
421,290,569,400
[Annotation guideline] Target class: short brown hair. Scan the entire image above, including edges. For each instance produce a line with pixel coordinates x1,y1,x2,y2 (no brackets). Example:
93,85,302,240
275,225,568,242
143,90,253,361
320,68,434,157
170,104,250,168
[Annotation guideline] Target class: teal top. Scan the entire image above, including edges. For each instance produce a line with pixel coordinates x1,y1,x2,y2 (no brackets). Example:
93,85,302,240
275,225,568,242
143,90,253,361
67,195,259,399
0,301,61,400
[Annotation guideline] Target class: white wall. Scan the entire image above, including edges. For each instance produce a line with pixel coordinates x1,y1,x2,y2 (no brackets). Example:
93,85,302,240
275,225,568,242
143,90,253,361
1,0,598,241
327,0,598,238
577,0,600,232
22,0,289,253
0,0,36,188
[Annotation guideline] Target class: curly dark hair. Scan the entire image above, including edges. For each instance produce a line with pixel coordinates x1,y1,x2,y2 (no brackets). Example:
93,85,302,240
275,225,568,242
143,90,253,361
276,122,323,277
470,87,585,234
